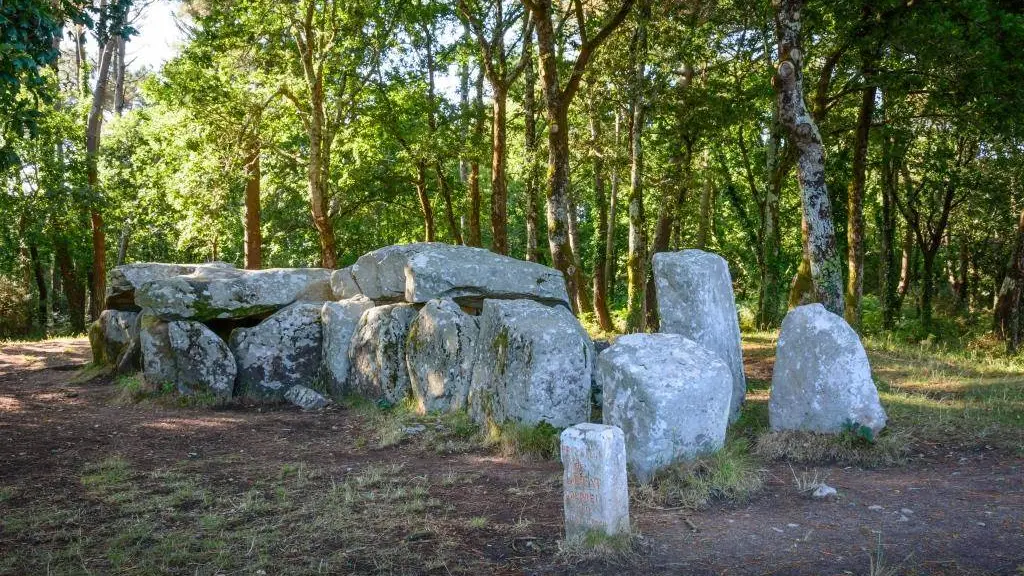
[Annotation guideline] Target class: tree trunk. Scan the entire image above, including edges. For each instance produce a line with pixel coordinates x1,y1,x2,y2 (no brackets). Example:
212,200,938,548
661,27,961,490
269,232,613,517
590,108,613,331
86,35,116,320
491,87,509,254
645,138,691,330
29,244,47,328
467,70,483,247
244,140,262,270
879,129,900,329
757,118,787,328
625,94,647,332
844,81,876,328
435,163,463,245
114,35,127,115
994,207,1024,349
54,238,85,333
897,225,913,306
789,214,815,308
415,162,435,242
307,100,337,268
774,0,844,316
116,223,130,266
696,154,713,249
567,189,593,313
606,109,621,302
921,249,936,333
524,39,542,263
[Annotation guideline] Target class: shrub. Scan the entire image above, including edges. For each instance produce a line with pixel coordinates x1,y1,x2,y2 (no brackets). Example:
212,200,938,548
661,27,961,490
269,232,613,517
0,274,32,339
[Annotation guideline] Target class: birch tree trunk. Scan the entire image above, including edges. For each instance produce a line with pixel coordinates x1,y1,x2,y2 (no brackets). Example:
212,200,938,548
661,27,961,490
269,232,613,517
774,0,844,316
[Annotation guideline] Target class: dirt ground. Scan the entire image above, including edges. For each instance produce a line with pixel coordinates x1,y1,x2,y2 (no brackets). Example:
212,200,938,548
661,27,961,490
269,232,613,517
1,338,1022,575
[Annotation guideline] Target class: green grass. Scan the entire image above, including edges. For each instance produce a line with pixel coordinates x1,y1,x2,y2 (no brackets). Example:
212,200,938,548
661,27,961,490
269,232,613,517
557,529,646,567
483,420,561,460
633,437,765,509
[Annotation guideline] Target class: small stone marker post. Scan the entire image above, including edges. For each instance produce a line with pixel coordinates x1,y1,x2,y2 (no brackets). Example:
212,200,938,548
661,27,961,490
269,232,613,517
560,423,630,539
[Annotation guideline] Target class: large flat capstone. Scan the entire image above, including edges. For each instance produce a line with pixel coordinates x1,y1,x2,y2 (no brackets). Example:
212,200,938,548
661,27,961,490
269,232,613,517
321,295,375,397
561,423,630,538
135,266,332,321
406,298,479,414
105,262,233,311
347,303,419,405
229,302,323,402
349,243,570,308
140,315,236,400
598,333,732,483
469,299,593,428
769,304,887,435
653,249,746,421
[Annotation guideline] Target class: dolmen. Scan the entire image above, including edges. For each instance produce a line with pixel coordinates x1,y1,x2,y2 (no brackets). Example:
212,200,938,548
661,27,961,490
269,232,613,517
90,244,888,483
88,243,591,425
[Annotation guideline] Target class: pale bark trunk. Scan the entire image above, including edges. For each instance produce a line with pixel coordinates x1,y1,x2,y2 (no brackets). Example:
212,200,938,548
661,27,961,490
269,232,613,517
86,35,117,320
116,223,130,266
114,35,127,115
774,0,844,316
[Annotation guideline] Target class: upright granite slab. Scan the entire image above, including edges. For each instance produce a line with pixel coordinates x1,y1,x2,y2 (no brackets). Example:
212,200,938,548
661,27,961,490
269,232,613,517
140,315,236,400
598,333,732,483
89,309,139,367
561,423,630,538
406,298,479,414
653,249,745,421
350,243,570,308
469,299,593,428
347,303,419,405
330,267,361,300
321,295,375,397
229,302,323,402
136,266,332,321
769,304,887,435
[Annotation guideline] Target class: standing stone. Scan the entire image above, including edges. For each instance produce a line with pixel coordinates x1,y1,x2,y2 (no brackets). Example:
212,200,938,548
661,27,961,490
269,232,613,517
769,304,887,435
321,296,375,397
89,309,138,366
136,266,332,321
469,299,593,428
598,333,732,483
561,423,630,539
229,302,323,402
653,249,746,421
350,243,571,309
140,315,236,400
347,303,418,405
406,298,479,414
330,266,362,300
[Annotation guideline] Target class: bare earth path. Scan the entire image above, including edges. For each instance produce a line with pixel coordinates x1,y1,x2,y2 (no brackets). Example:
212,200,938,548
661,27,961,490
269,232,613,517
1,338,1022,575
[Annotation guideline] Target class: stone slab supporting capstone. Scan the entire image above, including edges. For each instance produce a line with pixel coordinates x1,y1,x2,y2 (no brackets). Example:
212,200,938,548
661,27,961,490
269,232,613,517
598,333,732,483
653,249,746,421
407,298,479,414
347,303,419,405
330,267,361,300
140,315,236,400
468,299,593,428
321,296,375,397
89,309,138,368
560,423,630,539
229,302,323,402
769,304,887,435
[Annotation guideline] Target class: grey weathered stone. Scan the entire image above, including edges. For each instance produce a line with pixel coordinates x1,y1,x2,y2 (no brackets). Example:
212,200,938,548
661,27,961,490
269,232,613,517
229,302,323,402
284,385,330,410
560,423,630,538
812,484,837,499
89,309,138,367
136,266,332,321
598,333,732,483
321,296,375,397
140,315,236,400
347,303,418,405
350,243,570,308
330,266,362,300
406,298,479,414
653,249,746,421
468,299,593,428
768,304,887,435
106,262,233,310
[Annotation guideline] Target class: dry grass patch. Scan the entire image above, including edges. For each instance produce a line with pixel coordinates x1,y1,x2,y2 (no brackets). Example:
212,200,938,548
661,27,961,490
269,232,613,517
755,429,911,468
557,529,647,568
633,438,764,510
